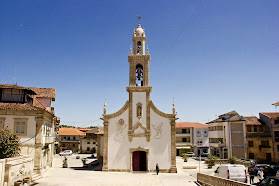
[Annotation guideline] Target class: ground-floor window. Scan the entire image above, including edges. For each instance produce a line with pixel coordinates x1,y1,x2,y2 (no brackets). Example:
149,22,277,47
249,153,255,159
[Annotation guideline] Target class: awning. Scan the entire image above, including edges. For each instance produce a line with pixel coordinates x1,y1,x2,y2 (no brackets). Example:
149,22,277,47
198,147,209,149
176,146,191,149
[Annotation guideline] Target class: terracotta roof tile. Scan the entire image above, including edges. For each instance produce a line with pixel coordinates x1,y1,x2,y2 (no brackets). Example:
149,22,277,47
31,87,56,101
0,102,43,111
261,113,279,119
96,131,104,135
176,122,207,128
0,84,36,94
58,128,85,136
244,116,262,125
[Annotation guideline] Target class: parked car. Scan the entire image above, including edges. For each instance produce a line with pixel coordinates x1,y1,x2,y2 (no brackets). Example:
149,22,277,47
255,177,279,185
215,164,247,183
249,164,268,175
59,150,73,156
186,152,195,157
246,159,257,165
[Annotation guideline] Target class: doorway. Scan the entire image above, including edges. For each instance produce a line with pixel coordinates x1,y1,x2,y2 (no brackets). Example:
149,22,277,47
132,151,147,171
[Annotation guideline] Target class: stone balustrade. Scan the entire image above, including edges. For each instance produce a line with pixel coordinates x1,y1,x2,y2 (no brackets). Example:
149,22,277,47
0,159,5,186
4,156,33,186
197,173,250,186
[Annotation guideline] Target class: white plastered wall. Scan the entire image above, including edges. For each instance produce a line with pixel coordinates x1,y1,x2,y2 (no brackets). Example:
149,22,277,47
0,115,36,159
107,97,172,171
132,92,146,128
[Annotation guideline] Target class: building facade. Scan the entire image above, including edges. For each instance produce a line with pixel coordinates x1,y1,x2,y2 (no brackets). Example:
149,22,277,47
207,111,246,159
58,128,85,153
244,116,273,163
175,122,193,155
101,22,177,173
193,124,209,156
80,128,98,153
259,113,279,163
0,84,57,174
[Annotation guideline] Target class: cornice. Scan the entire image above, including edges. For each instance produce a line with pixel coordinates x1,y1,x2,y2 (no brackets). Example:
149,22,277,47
103,101,129,120
126,86,152,93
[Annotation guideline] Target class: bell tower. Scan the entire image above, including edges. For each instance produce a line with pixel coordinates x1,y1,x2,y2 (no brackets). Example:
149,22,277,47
128,23,151,87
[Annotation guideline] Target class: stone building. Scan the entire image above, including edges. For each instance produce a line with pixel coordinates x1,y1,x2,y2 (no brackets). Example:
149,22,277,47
101,22,177,173
58,128,85,153
0,84,57,174
207,111,246,159
80,128,98,153
244,116,273,163
259,112,279,163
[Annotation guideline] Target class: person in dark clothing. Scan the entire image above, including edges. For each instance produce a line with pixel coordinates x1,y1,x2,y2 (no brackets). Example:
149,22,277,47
156,163,159,175
249,168,255,184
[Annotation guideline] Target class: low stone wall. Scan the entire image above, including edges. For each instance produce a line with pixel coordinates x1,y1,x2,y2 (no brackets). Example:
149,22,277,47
4,156,33,186
0,159,5,186
197,173,250,186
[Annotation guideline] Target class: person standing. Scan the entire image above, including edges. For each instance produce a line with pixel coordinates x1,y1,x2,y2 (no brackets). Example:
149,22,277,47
249,168,255,184
156,163,160,175
258,168,264,182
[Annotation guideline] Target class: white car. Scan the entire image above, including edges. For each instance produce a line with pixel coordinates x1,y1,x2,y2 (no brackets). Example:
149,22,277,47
186,152,195,157
215,164,247,183
59,150,73,156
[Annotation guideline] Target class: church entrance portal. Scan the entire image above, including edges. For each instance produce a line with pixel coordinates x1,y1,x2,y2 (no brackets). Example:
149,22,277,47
132,151,147,171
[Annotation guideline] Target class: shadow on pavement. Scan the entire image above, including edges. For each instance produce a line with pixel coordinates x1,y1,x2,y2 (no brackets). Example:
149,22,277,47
70,159,103,171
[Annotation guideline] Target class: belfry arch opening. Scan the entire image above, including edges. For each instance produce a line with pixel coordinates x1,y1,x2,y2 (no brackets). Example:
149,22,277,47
136,64,143,86
137,41,142,55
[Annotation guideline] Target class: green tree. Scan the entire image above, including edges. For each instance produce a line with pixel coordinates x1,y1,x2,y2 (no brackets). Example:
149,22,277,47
0,127,21,159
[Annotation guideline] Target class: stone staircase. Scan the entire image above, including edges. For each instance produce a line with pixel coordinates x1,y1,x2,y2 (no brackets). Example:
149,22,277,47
31,172,42,182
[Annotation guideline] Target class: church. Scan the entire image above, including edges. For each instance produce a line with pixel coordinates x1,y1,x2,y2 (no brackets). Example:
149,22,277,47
101,21,177,173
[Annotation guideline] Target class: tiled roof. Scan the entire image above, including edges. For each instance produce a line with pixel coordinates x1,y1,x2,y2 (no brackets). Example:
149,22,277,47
33,98,46,109
58,128,85,136
0,84,36,94
31,87,56,101
96,131,104,135
0,84,56,100
207,110,244,123
272,101,279,106
0,102,43,111
244,116,262,125
176,122,207,128
261,113,279,119
78,128,92,132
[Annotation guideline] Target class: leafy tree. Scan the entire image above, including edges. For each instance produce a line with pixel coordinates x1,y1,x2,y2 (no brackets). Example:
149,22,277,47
0,127,21,159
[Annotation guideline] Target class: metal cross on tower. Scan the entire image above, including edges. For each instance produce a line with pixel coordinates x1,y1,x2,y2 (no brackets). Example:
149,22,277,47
137,10,142,24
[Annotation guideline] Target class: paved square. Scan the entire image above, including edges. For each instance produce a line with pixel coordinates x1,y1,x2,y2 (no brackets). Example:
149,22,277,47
34,155,207,186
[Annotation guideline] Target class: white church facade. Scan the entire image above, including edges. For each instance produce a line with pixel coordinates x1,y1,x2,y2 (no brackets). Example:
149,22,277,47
101,22,177,173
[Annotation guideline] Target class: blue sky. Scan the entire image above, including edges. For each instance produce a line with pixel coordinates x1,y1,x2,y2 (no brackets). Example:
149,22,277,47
1,0,278,127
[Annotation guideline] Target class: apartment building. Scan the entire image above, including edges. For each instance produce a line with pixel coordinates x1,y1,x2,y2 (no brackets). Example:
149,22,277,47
207,111,246,159
244,116,273,163
259,112,279,163
175,122,209,156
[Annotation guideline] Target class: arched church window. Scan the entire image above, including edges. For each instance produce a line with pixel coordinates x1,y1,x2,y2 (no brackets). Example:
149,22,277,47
136,64,143,86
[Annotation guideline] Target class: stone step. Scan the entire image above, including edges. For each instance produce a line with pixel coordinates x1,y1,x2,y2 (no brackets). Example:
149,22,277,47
31,173,42,182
